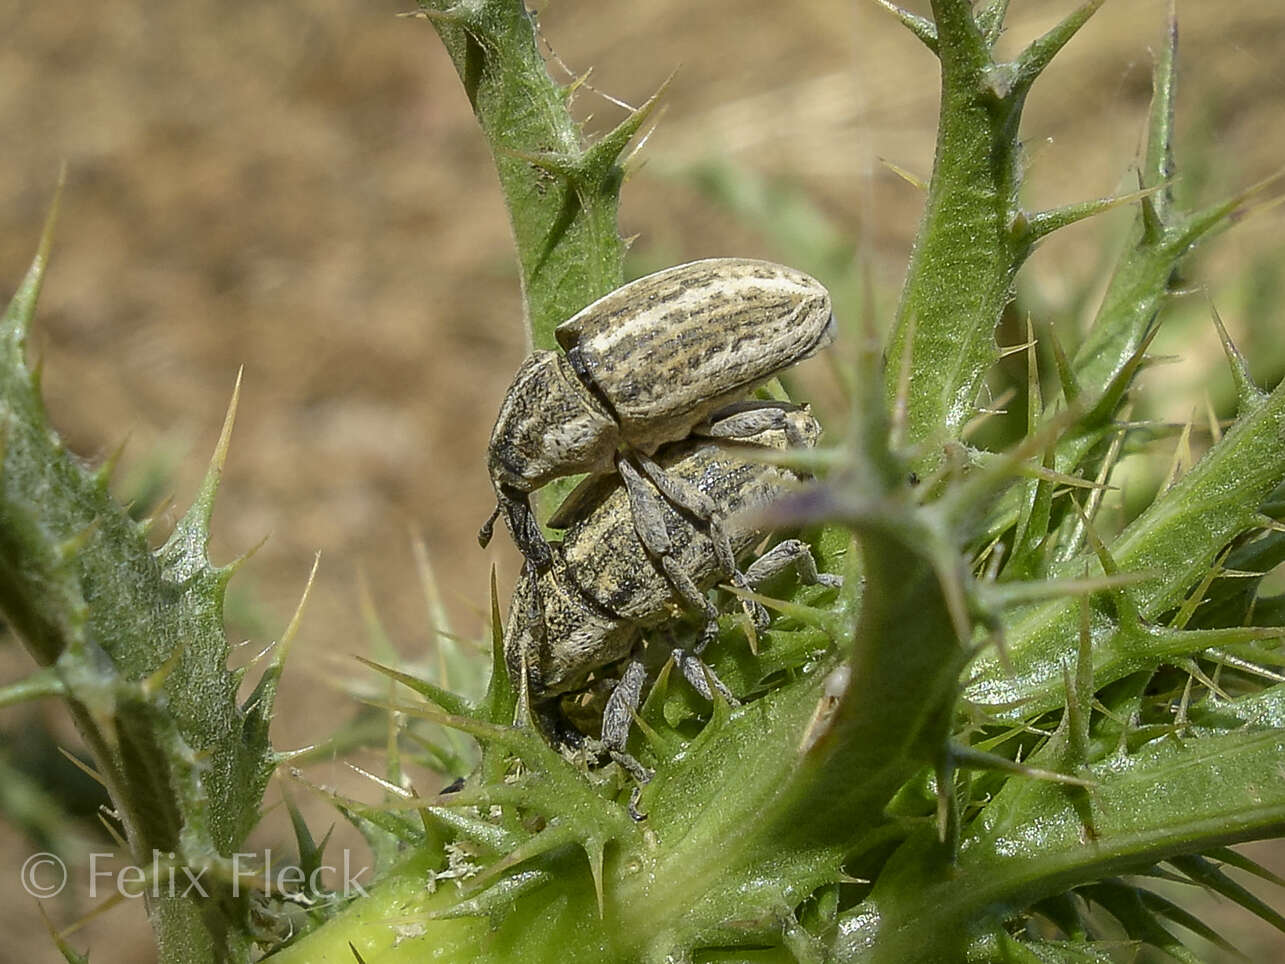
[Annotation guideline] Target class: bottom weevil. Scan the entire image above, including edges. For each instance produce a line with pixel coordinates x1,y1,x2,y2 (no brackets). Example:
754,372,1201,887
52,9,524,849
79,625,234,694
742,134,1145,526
504,406,841,817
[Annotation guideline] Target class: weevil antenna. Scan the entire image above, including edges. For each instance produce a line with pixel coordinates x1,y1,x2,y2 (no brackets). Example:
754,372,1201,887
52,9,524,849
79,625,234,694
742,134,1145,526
478,503,502,548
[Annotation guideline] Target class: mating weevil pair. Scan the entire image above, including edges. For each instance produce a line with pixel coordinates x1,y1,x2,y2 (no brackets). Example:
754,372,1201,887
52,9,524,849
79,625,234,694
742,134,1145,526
481,257,842,812
478,258,837,574
503,407,841,812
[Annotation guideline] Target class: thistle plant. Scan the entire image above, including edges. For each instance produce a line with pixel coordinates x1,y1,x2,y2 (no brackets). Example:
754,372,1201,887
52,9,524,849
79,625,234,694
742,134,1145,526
3,1,1285,962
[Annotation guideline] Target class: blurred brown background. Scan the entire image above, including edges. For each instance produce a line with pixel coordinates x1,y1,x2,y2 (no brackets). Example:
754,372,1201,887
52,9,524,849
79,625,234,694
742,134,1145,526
2,0,1284,959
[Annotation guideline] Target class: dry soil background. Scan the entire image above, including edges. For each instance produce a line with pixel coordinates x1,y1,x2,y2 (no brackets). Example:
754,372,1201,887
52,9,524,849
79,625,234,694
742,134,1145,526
2,0,1284,959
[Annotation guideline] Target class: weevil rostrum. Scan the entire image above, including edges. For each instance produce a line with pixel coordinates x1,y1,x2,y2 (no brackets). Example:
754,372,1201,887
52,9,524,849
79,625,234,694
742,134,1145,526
504,406,841,813
479,258,836,573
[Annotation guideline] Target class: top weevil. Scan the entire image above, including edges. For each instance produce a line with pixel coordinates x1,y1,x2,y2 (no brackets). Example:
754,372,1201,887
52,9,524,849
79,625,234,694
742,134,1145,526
479,257,836,570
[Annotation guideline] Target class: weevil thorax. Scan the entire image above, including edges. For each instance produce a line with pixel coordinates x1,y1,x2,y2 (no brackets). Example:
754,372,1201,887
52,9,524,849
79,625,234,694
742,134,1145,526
487,350,619,493
505,561,635,701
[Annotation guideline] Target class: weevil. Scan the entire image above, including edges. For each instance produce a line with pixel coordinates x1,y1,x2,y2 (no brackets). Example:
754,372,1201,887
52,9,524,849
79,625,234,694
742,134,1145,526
504,406,841,812
479,258,836,572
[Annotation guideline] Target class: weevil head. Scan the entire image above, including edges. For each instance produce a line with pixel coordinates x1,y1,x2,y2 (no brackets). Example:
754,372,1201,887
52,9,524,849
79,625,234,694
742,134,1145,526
487,350,619,493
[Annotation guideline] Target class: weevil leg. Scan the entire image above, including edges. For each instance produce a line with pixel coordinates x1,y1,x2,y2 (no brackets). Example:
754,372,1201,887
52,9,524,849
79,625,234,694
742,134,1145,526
625,451,744,591
619,458,731,646
477,503,502,548
670,648,738,704
628,450,721,521
601,659,647,754
495,485,553,573
600,659,653,820
659,553,722,649
699,400,808,446
617,457,675,557
744,538,844,591
731,538,841,631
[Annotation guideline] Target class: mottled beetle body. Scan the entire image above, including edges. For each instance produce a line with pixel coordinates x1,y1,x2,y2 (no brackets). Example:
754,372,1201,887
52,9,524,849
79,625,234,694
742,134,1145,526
504,407,839,817
481,258,836,569
505,407,833,702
